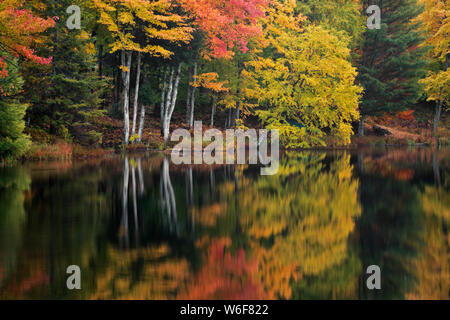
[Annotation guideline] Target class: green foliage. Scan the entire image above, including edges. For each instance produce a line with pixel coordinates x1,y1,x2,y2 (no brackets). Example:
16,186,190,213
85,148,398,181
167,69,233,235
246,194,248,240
0,54,30,160
23,0,107,144
296,0,365,48
358,0,429,116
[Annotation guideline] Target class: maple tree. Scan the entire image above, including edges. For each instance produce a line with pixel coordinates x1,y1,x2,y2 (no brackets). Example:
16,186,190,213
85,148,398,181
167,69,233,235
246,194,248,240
178,0,268,59
0,0,55,81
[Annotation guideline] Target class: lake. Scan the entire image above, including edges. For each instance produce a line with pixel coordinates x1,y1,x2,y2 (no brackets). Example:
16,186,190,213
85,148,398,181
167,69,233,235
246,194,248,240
0,147,448,299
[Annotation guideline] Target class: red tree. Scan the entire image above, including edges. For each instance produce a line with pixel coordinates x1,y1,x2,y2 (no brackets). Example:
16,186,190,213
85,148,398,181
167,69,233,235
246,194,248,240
179,0,269,59
0,0,56,78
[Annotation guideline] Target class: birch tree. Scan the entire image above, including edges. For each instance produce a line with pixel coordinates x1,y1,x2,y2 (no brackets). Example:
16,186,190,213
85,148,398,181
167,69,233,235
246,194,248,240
160,63,182,142
91,0,192,145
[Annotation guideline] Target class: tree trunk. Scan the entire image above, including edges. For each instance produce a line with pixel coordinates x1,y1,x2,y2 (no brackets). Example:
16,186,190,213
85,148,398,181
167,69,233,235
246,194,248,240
131,52,142,139
162,67,175,142
433,100,443,138
137,105,146,143
227,108,232,128
162,63,182,143
432,54,449,139
137,65,147,143
235,100,241,126
358,115,365,137
160,67,168,134
98,45,103,79
121,51,132,145
188,62,198,128
186,66,192,125
168,63,182,125
210,97,216,127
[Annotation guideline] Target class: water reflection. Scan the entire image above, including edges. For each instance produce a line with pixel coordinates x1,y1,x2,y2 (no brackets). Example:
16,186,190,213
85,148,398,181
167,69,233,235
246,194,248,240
0,148,448,299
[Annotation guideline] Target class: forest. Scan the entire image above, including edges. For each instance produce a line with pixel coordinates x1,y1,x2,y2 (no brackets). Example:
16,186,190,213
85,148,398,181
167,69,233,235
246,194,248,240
0,0,449,162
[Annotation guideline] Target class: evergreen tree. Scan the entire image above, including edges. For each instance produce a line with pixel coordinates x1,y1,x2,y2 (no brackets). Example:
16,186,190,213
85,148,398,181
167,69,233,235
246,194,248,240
358,0,429,135
23,0,107,145
0,53,31,160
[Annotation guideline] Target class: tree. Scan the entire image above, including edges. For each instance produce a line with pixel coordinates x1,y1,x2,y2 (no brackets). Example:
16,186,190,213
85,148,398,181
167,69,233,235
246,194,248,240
296,0,365,48
230,152,361,298
0,0,54,160
91,0,193,144
417,0,449,138
0,53,30,160
22,0,107,146
178,0,268,59
189,72,229,126
358,0,429,136
245,0,362,147
0,0,55,86
179,0,268,130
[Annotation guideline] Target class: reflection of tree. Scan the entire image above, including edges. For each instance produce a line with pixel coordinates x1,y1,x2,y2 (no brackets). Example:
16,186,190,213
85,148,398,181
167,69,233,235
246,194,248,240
179,238,265,300
160,157,179,237
91,245,189,300
0,167,30,288
215,153,362,299
407,153,449,300
0,161,121,299
358,160,425,299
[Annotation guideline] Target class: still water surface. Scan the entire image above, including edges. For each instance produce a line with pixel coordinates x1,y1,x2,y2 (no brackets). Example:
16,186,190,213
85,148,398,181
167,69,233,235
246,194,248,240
0,148,448,299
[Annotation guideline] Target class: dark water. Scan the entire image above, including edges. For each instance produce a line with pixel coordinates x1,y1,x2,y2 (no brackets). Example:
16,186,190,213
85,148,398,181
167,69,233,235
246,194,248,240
0,148,448,300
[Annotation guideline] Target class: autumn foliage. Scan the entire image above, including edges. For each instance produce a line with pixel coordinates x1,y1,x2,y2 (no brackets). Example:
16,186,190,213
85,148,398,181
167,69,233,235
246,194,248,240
179,0,269,59
0,0,55,79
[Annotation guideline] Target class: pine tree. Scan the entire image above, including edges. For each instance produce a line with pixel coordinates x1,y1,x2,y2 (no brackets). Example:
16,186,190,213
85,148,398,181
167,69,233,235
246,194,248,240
0,53,31,160
358,0,429,135
23,0,107,145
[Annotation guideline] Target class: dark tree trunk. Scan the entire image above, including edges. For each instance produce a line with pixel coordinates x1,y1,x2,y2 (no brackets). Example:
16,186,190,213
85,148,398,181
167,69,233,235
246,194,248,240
358,115,366,137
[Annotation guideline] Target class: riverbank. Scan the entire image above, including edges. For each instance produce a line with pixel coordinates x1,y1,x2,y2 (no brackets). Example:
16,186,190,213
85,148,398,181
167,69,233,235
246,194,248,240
12,105,450,163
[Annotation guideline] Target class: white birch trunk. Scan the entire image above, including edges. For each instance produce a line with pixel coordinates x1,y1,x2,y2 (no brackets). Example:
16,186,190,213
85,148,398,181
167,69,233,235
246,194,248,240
160,67,168,131
161,63,182,143
188,62,198,128
162,67,175,142
186,66,192,124
121,51,132,145
131,52,142,139
137,104,146,143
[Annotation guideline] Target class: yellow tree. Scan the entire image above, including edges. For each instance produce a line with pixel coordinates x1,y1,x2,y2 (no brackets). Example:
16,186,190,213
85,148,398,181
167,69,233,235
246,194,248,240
91,0,193,144
418,0,450,137
190,72,229,126
244,0,362,148
232,152,361,298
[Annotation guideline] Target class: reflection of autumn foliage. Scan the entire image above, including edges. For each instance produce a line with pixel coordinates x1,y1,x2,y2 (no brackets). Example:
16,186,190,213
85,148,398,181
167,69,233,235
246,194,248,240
191,203,227,227
222,153,361,299
407,186,449,300
179,238,266,300
9,271,49,296
367,162,415,181
91,245,189,300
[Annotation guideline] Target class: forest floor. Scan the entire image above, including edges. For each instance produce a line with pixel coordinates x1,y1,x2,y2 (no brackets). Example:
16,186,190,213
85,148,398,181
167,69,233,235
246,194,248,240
352,104,449,147
23,103,449,161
